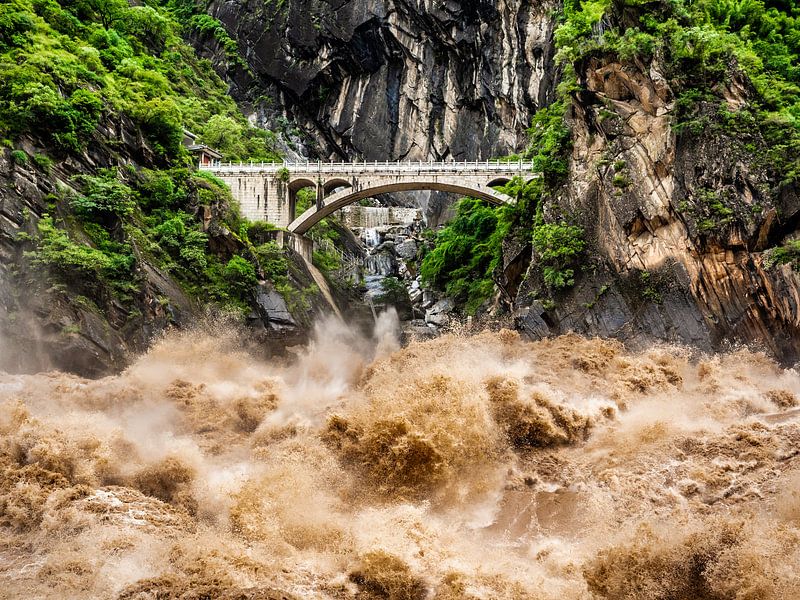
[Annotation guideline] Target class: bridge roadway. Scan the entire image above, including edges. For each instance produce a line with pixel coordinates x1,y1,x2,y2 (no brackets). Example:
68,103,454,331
202,160,537,235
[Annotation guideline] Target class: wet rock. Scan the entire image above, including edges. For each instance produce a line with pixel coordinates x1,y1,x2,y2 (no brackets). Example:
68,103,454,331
402,319,438,341
515,303,550,340
365,250,397,277
422,290,436,309
254,283,297,330
395,239,418,260
425,298,454,327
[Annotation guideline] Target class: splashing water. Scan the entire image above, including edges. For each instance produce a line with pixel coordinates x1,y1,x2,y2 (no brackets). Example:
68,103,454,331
1,314,799,599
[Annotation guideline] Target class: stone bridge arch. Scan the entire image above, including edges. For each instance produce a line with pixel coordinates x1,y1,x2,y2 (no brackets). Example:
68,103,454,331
322,178,352,194
203,161,537,229
288,178,519,235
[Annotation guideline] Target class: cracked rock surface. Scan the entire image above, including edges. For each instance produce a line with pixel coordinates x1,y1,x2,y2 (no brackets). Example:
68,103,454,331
198,0,559,163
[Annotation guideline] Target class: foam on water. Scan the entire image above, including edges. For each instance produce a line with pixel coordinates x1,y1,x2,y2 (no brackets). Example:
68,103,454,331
0,317,799,598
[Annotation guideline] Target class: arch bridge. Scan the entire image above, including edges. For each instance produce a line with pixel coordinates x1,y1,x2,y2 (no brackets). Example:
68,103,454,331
202,160,537,235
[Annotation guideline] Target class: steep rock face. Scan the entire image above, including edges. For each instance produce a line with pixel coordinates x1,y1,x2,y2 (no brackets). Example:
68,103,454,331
513,59,800,362
197,0,559,221
207,0,557,160
196,1,800,360
0,122,192,375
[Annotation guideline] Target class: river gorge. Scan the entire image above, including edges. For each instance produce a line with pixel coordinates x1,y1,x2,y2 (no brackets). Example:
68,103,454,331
1,0,800,597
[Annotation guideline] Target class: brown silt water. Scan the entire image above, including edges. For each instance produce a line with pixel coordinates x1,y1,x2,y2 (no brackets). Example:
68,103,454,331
1,313,799,598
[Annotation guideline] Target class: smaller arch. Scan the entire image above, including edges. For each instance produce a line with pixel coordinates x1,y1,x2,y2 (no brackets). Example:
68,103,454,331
288,177,316,193
487,177,512,188
323,178,352,195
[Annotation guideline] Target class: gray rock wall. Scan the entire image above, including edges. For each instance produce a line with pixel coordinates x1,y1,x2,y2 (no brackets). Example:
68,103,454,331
201,0,559,163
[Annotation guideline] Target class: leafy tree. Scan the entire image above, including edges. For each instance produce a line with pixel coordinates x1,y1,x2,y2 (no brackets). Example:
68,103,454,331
118,6,170,53
70,169,135,222
223,255,257,297
532,222,586,290
138,168,181,209
200,114,244,157
420,181,533,314
134,97,183,157
179,230,208,270
0,6,35,51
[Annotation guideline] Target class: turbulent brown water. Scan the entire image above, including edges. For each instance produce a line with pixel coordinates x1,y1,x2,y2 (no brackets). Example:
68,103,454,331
1,312,800,599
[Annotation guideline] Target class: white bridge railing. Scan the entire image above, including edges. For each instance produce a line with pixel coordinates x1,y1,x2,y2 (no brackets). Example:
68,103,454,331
202,159,537,175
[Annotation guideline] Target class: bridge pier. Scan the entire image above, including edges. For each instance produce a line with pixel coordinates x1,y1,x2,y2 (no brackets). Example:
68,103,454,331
284,232,313,262
316,179,324,211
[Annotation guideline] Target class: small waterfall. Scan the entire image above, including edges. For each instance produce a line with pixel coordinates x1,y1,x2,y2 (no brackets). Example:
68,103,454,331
363,227,381,249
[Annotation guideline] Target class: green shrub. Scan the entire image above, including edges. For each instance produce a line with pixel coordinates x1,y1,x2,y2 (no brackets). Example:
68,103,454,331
32,153,53,172
766,239,800,269
376,276,409,305
138,169,181,209
10,149,27,165
134,97,183,157
254,241,288,282
526,100,571,186
420,179,539,314
152,215,187,251
612,173,631,188
223,255,257,297
247,221,279,244
70,170,135,221
294,186,315,216
312,248,341,273
178,230,208,270
639,270,663,304
32,215,134,288
532,221,586,290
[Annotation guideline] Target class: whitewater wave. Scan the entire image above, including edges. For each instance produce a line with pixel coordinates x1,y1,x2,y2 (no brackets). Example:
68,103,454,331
1,316,799,598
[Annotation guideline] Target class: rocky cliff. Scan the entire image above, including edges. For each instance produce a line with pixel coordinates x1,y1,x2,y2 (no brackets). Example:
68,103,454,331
203,0,557,160
0,122,190,375
190,0,800,362
504,0,800,364
0,124,321,376
0,0,341,376
513,59,800,361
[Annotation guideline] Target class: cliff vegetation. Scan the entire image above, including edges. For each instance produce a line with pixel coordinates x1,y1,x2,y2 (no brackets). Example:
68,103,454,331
0,0,317,374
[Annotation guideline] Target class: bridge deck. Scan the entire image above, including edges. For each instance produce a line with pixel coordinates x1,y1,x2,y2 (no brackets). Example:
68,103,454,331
203,160,537,175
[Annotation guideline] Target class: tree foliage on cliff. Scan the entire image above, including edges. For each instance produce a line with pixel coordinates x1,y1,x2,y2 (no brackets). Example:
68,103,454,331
420,179,539,314
0,0,279,161
422,0,800,315
1,0,298,320
556,0,800,183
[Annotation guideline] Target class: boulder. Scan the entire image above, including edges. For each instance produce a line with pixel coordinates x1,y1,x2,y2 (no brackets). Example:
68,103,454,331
425,298,454,327
255,283,297,330
395,239,418,260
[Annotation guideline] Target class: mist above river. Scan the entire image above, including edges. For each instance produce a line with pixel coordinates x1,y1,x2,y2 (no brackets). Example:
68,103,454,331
1,314,799,598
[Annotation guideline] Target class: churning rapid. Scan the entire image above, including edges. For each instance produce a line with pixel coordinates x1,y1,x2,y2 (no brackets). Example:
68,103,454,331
1,313,799,599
